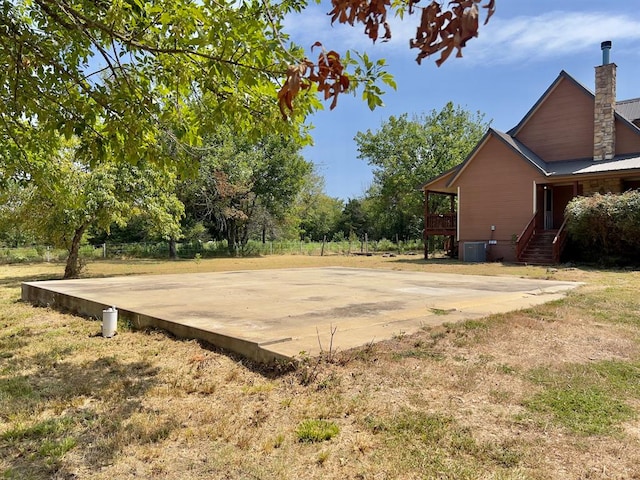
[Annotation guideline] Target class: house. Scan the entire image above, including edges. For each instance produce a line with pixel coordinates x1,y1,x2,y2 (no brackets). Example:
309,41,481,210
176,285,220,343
422,41,640,264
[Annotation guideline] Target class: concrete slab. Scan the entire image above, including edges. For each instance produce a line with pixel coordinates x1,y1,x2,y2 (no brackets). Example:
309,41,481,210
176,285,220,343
22,267,581,363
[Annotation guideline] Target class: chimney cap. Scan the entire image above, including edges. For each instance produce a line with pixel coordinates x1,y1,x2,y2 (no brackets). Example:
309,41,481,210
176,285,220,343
601,40,612,50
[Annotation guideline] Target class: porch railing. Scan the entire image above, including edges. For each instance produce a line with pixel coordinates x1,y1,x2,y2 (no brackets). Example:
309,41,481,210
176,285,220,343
516,210,541,261
425,213,457,231
552,217,569,263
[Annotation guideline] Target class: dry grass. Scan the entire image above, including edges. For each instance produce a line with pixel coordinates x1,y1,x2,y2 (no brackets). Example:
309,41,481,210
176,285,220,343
1,256,640,479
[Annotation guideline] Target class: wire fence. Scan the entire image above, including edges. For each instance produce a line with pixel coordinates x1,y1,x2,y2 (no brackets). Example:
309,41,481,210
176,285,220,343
0,238,425,264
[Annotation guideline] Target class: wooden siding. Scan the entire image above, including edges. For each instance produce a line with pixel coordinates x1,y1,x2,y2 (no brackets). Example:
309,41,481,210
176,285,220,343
615,117,640,155
455,135,545,262
515,78,594,162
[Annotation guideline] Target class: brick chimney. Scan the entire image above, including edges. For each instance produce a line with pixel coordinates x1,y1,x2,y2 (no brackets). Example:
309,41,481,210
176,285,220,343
593,41,616,161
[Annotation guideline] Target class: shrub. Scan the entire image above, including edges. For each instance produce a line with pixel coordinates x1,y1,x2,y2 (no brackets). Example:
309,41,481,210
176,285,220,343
565,192,640,265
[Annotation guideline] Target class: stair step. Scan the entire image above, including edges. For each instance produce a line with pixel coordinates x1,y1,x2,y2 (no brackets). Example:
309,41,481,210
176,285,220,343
519,229,559,265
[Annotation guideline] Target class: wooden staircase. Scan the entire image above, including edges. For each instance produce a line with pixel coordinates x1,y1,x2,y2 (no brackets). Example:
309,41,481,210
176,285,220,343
519,229,557,265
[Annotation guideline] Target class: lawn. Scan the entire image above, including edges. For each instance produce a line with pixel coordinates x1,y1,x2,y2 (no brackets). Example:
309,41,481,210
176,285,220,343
1,256,639,479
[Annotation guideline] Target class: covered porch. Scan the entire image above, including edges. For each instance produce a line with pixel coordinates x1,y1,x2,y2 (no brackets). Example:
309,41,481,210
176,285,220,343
516,174,640,264
424,189,457,259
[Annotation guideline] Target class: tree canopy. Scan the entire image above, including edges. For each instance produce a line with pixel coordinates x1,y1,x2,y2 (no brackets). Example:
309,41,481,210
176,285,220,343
179,128,312,254
355,102,489,239
1,139,183,277
1,0,495,176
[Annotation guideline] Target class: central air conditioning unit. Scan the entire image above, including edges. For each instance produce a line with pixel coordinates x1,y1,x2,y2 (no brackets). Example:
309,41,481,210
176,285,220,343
463,242,486,262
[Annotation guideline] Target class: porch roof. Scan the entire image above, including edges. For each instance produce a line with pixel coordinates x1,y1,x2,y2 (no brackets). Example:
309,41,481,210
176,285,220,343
616,97,640,124
544,153,640,177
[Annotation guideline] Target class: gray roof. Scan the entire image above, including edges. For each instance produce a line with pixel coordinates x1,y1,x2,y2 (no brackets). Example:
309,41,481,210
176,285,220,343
544,154,640,176
616,98,640,123
497,126,640,178
492,130,548,175
437,128,640,189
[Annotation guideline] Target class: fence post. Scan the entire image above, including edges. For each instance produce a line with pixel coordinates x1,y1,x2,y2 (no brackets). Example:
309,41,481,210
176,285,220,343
321,235,326,256
102,243,107,258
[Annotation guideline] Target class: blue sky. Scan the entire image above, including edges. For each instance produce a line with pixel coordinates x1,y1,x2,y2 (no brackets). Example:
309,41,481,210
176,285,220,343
284,0,640,200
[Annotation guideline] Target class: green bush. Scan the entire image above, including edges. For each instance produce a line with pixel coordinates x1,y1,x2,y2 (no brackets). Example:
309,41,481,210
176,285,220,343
565,192,640,265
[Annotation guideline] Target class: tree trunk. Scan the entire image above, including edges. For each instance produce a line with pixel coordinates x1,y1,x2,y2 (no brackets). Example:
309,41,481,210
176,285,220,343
169,237,177,260
227,219,237,256
64,224,87,279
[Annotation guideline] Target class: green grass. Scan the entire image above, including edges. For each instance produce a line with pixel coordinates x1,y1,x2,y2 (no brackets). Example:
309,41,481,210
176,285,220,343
38,437,77,463
525,387,634,435
1,417,74,442
524,360,640,435
295,420,340,443
364,410,525,478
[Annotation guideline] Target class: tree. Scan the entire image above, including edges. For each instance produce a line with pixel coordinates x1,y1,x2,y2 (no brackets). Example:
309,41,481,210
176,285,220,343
295,171,344,241
1,0,495,174
337,198,370,240
181,129,312,254
0,0,419,176
3,139,183,278
355,102,489,239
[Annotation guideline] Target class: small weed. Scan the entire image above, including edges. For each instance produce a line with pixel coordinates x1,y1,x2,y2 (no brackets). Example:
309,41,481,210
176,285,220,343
484,442,522,468
430,308,452,315
316,450,330,465
296,419,340,443
351,340,377,362
273,433,285,448
1,417,74,442
38,437,77,462
497,363,517,375
430,330,446,341
392,330,406,340
242,383,275,395
296,353,322,386
461,319,488,331
489,389,512,404
0,376,35,400
316,372,341,391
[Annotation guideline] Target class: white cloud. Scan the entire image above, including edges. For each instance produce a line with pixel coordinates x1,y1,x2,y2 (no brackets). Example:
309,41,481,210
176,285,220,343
284,8,640,66
464,12,640,65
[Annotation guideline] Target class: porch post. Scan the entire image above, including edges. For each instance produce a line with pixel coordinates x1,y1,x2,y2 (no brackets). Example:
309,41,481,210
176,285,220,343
573,181,579,197
424,190,430,259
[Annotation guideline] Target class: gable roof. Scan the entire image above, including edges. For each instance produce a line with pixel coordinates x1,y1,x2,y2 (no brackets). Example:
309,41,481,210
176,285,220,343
616,97,640,124
423,70,640,190
507,70,640,137
423,127,640,189
444,128,546,187
420,164,458,191
507,71,590,137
